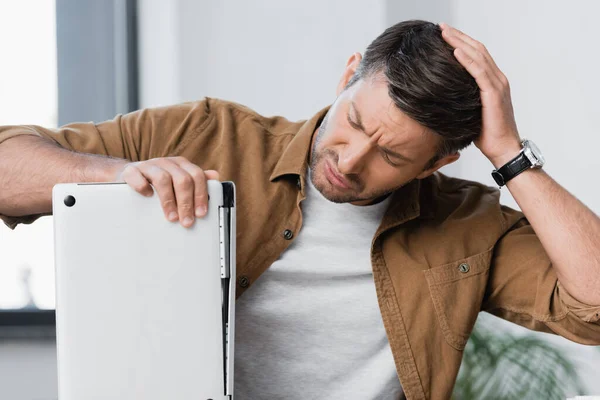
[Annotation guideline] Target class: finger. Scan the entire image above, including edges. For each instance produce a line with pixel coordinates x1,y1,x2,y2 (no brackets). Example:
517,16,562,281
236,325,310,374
137,163,179,223
454,47,500,93
171,157,210,218
443,32,503,91
440,24,503,76
441,24,481,52
120,164,155,197
157,159,197,227
203,169,220,181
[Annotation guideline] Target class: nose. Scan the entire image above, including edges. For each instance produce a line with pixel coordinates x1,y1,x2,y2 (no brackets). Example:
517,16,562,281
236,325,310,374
337,132,377,175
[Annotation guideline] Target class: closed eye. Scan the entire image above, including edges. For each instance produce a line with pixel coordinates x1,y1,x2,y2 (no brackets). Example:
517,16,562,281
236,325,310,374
347,114,362,131
380,150,403,167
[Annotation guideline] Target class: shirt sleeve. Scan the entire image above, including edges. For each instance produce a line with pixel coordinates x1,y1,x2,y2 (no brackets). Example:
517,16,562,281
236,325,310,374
482,205,600,345
0,99,214,230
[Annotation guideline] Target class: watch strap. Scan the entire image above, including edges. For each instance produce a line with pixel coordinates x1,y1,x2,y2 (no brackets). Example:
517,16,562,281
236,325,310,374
491,151,532,187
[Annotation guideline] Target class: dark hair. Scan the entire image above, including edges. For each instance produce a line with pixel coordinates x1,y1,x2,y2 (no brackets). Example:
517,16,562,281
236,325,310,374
346,20,482,169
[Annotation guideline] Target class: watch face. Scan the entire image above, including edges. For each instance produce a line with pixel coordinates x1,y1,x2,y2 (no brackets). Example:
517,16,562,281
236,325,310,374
524,140,545,167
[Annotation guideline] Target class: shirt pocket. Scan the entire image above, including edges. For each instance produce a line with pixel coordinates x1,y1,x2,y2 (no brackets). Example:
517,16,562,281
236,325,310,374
423,248,493,351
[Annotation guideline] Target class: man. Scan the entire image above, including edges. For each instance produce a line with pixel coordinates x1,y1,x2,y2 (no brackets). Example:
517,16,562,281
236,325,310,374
0,19,599,399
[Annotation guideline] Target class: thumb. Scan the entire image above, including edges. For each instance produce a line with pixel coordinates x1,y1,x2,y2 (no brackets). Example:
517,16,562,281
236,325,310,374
204,169,220,181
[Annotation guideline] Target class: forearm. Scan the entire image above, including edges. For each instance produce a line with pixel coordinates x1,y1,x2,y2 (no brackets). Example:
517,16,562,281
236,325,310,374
0,135,128,217
498,162,600,305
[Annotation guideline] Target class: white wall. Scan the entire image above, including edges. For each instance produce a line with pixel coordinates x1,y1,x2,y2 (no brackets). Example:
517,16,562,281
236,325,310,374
138,0,387,120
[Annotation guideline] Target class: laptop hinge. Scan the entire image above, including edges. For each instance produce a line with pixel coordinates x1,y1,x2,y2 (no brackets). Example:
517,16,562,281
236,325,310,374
219,204,233,398
219,181,235,399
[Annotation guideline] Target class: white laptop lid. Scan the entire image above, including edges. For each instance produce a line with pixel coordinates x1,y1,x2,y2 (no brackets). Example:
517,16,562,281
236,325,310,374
52,180,235,400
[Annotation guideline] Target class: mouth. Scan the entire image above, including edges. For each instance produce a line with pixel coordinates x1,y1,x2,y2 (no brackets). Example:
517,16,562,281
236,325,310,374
325,160,351,189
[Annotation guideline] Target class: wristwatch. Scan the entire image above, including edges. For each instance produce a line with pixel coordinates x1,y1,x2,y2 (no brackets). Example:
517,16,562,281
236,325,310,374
491,139,545,187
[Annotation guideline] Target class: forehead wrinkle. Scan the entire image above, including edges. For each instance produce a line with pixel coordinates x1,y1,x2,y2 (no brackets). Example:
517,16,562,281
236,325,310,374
381,102,431,149
376,104,412,149
351,99,386,142
353,77,428,152
352,101,401,152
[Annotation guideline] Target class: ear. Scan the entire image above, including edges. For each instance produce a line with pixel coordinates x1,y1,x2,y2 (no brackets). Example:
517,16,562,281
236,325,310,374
415,152,461,180
336,52,363,96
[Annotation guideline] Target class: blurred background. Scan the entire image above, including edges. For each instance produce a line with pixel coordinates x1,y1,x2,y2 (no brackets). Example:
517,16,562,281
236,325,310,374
0,0,598,399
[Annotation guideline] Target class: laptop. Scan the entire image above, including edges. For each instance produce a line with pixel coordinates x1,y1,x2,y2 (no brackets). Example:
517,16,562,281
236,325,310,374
52,180,236,400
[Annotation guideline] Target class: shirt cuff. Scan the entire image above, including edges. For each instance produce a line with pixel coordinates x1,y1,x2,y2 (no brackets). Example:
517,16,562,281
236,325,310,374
0,213,46,230
558,281,600,323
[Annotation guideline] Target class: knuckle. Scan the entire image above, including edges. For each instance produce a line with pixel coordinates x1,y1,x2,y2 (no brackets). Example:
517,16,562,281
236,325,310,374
162,198,176,209
178,203,194,212
132,182,148,192
196,192,208,201
121,164,137,175
173,174,193,188
173,155,189,163
148,158,164,167
189,168,205,180
155,171,172,186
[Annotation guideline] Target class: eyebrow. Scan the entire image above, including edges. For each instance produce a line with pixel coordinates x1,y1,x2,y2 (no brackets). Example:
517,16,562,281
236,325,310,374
349,101,415,163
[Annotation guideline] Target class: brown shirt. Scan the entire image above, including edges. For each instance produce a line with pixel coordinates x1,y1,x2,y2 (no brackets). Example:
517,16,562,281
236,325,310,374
1,98,599,399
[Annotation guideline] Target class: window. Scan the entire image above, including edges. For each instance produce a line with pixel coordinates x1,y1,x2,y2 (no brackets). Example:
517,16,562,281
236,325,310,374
0,1,58,314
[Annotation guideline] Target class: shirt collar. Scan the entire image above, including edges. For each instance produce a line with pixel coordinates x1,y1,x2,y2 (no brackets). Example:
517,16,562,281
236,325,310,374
269,105,435,222
269,105,330,182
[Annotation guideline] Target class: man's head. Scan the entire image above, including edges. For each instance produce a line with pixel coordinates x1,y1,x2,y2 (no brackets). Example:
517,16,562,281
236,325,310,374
309,20,481,206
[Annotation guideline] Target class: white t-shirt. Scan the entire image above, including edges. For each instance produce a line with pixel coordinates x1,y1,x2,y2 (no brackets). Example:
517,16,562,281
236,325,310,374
234,166,403,399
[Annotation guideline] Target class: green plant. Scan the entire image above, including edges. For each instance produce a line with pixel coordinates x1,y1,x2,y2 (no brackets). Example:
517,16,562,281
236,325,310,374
453,314,587,400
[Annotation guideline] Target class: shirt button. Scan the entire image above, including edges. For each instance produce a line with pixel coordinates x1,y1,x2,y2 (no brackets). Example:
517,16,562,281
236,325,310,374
238,275,250,288
458,263,470,273
283,229,294,240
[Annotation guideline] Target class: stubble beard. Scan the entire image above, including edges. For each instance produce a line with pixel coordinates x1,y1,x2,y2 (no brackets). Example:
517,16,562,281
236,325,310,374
309,112,406,204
